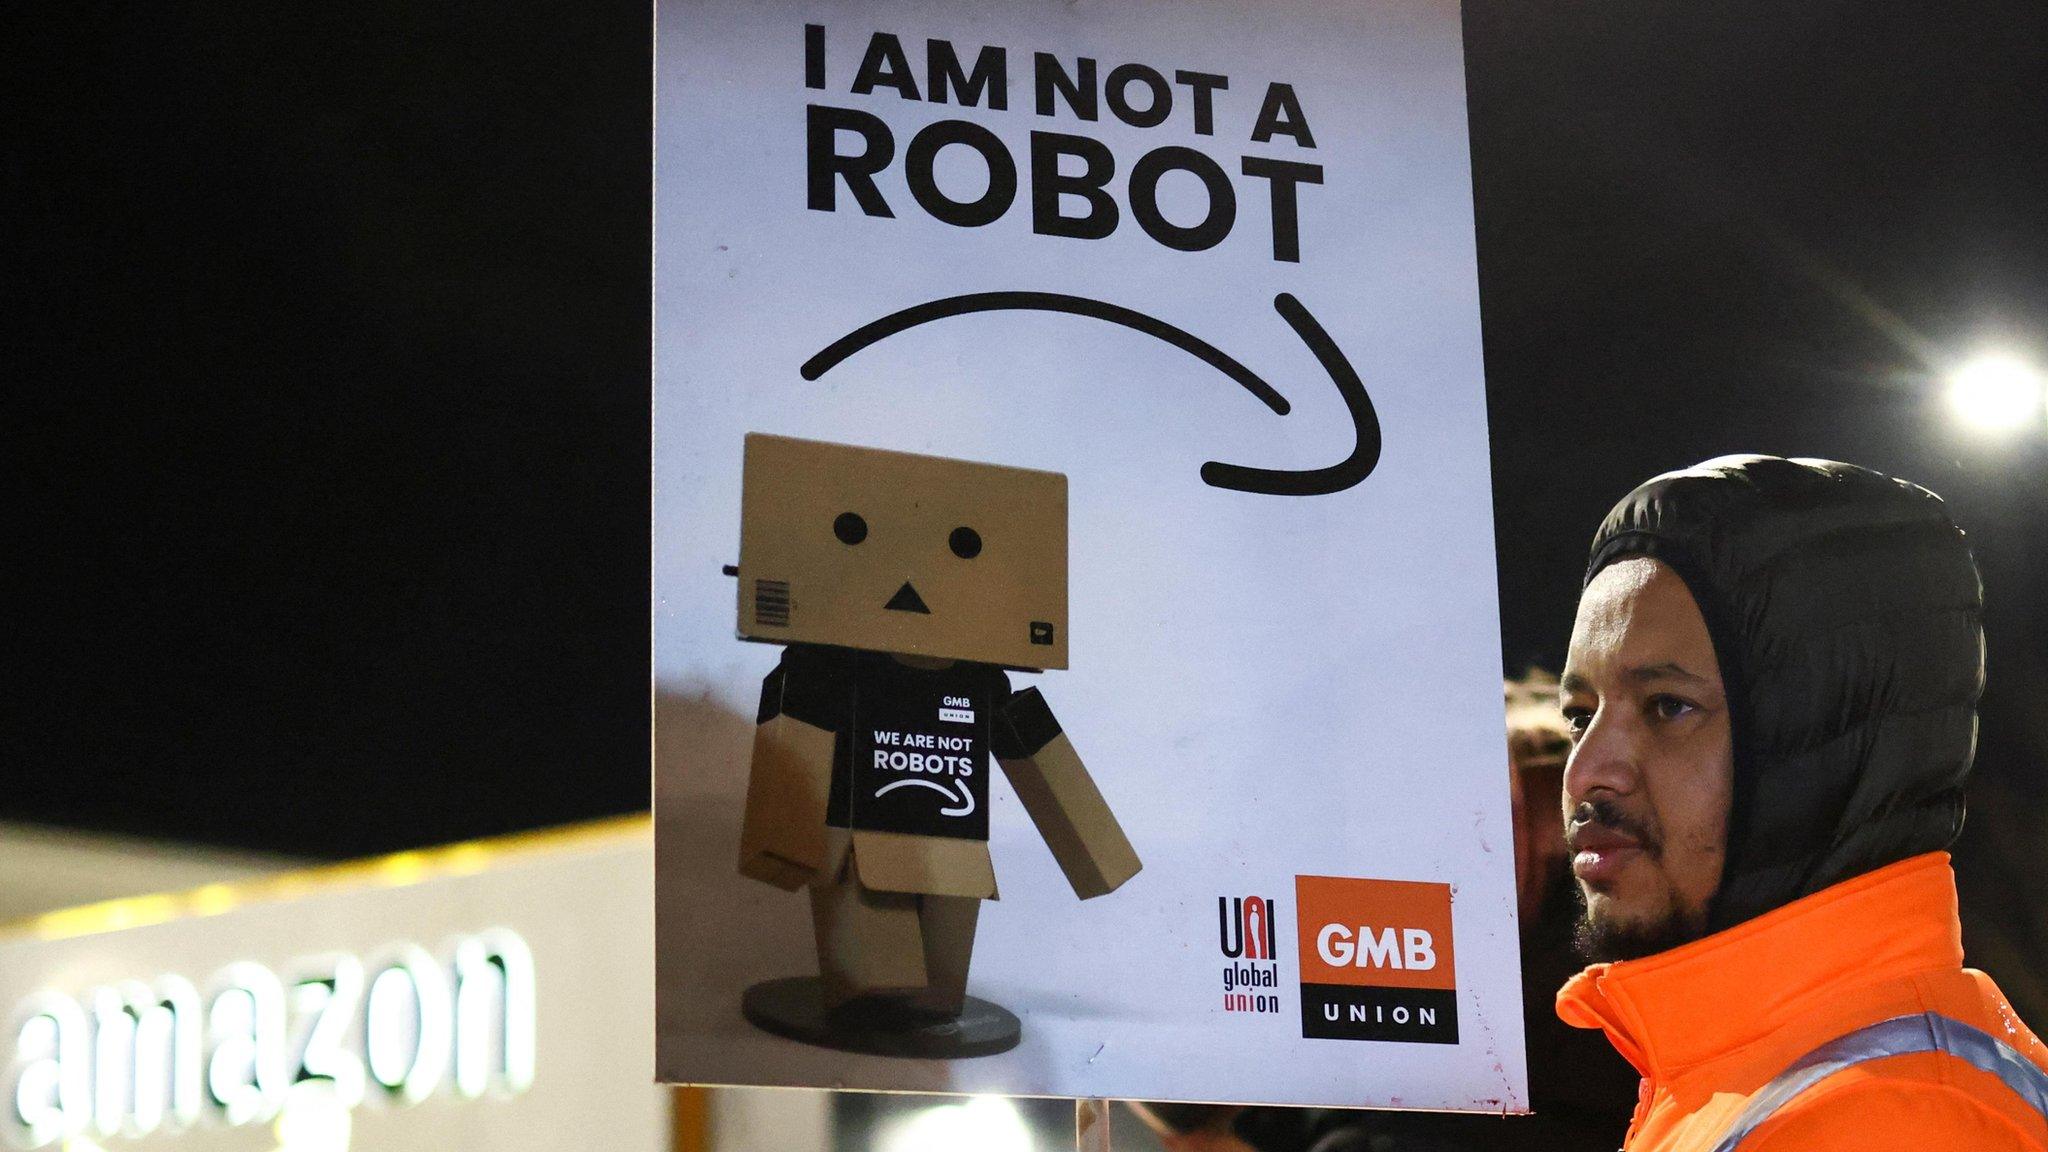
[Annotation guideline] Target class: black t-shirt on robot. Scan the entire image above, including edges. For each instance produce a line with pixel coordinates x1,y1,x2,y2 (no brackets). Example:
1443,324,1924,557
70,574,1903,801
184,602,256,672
771,644,1006,843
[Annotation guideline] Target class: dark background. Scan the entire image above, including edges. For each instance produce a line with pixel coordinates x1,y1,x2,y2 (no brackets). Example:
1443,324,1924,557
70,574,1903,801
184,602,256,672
6,1,2043,1005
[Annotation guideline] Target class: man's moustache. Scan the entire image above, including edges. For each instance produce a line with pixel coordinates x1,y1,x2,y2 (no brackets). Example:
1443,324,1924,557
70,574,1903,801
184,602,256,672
1567,798,1662,858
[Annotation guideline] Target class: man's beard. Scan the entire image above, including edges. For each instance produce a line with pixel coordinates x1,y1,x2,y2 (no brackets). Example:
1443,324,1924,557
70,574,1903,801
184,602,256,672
1572,883,1708,962
1568,796,1711,963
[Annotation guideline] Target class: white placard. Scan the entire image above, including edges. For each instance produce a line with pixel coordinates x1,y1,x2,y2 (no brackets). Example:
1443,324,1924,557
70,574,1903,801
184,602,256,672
655,0,1525,1110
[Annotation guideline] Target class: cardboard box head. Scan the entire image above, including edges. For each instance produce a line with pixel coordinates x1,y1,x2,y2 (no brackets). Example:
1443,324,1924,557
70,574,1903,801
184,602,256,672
737,434,1069,670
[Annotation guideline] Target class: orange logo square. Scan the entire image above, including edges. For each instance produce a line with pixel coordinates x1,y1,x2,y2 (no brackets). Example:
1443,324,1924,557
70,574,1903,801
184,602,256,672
1294,876,1458,1043
1295,876,1456,991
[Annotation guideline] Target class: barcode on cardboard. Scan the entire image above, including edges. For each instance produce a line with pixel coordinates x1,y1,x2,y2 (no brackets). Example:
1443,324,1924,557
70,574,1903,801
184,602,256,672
754,579,791,627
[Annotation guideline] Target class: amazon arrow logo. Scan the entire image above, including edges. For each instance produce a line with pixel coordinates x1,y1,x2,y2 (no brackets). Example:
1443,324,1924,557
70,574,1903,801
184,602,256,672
874,776,976,817
800,292,1382,496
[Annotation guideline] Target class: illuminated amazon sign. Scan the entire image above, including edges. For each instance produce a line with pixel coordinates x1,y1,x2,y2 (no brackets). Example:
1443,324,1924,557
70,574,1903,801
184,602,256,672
3,930,534,1148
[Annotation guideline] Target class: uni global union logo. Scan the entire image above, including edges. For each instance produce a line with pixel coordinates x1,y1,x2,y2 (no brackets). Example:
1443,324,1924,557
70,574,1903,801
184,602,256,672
1216,895,1281,1015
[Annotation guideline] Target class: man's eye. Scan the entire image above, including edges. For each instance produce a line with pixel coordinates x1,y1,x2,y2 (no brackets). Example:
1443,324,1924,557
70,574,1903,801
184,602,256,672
1561,707,1593,736
1649,695,1697,721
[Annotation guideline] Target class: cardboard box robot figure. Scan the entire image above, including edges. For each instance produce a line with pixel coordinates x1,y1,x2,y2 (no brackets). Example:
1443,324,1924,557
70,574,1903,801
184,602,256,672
728,433,1142,1058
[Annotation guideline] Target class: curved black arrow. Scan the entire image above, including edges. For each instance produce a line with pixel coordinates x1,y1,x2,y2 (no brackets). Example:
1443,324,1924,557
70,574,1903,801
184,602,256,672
799,291,1381,496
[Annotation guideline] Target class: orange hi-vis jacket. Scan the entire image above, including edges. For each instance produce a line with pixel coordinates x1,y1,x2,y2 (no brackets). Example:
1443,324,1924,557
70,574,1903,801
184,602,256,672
1558,853,2048,1151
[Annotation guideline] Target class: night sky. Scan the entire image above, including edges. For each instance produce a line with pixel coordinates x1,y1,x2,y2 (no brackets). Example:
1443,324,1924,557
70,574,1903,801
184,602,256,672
7,1,2044,1005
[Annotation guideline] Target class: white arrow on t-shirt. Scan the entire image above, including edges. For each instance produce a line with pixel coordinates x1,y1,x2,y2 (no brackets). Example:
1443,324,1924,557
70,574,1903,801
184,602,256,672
873,777,976,818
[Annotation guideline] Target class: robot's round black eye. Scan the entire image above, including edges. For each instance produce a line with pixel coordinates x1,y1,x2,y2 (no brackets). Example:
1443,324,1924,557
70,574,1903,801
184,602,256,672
949,526,982,559
833,512,868,545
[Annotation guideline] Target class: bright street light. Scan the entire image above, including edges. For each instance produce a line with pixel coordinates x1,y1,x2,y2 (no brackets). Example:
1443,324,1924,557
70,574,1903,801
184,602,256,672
1946,353,2046,433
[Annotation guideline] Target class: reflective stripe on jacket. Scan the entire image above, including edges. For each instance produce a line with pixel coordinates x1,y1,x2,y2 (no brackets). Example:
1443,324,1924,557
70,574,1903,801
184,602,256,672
1557,853,2048,1151
1711,1012,2048,1151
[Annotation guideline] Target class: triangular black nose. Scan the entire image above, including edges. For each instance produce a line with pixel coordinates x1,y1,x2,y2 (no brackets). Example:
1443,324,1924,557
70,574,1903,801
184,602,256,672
888,578,937,614
884,582,930,614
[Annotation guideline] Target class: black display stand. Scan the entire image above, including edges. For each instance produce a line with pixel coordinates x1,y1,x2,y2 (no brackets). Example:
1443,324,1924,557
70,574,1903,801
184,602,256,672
740,976,1023,1059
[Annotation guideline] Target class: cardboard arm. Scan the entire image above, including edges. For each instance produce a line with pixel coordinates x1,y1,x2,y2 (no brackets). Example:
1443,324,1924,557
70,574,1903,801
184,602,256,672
737,664,837,891
995,687,1142,899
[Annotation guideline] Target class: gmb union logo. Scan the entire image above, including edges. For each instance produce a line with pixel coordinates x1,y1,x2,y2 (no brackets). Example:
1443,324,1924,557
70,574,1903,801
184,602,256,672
1216,895,1281,1015
1294,875,1457,1044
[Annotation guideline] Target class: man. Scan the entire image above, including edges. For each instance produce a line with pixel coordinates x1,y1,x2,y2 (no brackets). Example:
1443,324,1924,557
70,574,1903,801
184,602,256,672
1557,454,2048,1150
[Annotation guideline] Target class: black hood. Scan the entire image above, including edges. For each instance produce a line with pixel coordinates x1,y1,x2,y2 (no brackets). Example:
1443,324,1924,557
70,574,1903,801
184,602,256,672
1585,455,1985,931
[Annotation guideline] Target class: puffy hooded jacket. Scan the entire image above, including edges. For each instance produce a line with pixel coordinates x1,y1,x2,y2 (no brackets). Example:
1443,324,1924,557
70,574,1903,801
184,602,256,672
1558,455,2045,1152
1582,454,1985,930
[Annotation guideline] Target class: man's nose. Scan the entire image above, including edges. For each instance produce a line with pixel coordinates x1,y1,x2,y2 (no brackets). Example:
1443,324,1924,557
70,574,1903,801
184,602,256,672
1562,706,1639,804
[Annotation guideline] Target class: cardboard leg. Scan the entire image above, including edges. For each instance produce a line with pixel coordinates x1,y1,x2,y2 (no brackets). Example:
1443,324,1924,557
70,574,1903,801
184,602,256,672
744,872,1018,1058
914,895,980,1017
809,870,927,1009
